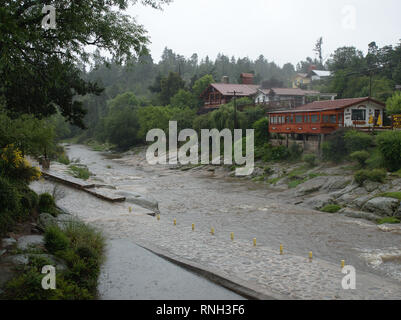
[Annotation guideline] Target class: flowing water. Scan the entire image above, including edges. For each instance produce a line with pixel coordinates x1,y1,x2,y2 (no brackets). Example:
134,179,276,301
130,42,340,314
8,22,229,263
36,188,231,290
35,144,401,283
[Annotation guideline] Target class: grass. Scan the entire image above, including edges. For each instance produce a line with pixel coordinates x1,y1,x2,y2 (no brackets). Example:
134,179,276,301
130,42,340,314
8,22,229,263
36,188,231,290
377,217,401,225
377,192,401,201
86,140,114,152
1,221,105,300
288,178,308,189
68,165,92,180
57,153,70,165
392,169,401,178
320,204,342,213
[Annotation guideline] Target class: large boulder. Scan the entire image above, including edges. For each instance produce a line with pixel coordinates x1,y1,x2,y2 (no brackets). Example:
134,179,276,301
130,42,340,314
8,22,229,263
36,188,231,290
1,238,17,250
322,176,352,192
304,194,335,210
352,195,373,209
362,197,400,216
296,176,327,196
339,208,382,222
16,235,44,251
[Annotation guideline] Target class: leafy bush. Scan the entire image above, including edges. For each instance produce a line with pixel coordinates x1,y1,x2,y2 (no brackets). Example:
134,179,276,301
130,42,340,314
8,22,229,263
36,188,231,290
344,130,373,153
57,152,70,165
321,204,342,213
354,169,386,186
376,131,401,172
38,192,58,216
303,154,317,167
253,118,269,146
386,91,401,116
68,165,91,180
44,225,70,253
350,150,370,167
288,143,303,161
0,176,22,235
322,128,348,162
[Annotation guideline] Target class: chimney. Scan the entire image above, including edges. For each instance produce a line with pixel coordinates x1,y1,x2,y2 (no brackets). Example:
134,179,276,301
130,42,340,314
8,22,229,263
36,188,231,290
240,73,254,85
221,76,229,84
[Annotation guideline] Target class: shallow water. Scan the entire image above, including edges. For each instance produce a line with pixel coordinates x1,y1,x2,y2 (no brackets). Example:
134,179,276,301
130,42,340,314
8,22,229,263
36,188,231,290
37,144,401,282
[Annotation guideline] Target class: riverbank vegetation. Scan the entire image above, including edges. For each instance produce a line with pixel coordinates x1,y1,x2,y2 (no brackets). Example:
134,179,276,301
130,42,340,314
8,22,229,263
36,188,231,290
1,221,105,300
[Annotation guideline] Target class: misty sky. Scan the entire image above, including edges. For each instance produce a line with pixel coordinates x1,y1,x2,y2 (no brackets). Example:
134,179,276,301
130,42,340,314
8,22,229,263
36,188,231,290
128,0,401,67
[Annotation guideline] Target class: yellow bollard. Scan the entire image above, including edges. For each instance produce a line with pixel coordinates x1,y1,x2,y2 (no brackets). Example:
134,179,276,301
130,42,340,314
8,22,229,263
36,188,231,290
341,260,345,269
157,214,160,221
309,251,313,262
192,223,195,231
211,228,215,235
280,244,283,255
129,207,132,213
253,238,257,247
230,232,234,241
174,219,176,226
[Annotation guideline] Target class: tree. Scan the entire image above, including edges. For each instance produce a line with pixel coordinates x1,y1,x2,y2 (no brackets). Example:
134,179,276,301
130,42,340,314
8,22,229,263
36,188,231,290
386,92,401,116
313,37,323,66
0,0,170,127
160,72,186,105
170,90,198,109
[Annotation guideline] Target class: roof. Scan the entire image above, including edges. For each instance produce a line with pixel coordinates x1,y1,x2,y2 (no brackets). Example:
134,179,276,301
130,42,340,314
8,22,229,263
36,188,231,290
258,88,320,97
294,73,308,79
240,73,254,78
206,83,260,97
268,97,385,114
310,70,331,77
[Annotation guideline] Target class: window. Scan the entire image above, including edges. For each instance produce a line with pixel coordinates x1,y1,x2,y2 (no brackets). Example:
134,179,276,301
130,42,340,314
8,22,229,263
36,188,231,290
311,115,319,123
338,114,343,124
282,116,285,124
295,115,303,123
286,116,290,123
330,115,337,123
304,115,309,123
323,115,329,123
352,109,366,121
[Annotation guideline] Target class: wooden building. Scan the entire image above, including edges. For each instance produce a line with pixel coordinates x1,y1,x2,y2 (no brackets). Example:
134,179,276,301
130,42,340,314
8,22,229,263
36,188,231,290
268,97,386,136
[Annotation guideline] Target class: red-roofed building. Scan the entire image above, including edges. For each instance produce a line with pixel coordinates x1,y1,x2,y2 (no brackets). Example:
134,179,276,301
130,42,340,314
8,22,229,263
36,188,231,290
268,97,386,136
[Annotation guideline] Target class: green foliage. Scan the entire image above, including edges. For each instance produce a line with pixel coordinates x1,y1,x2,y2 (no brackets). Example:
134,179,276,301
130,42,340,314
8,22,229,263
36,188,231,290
321,204,342,213
322,129,348,162
376,131,401,172
170,89,198,109
68,165,92,181
354,169,386,186
377,217,400,225
44,226,70,253
0,176,22,235
366,148,386,169
350,151,370,168
160,72,186,105
243,106,265,128
253,118,269,146
344,130,373,153
378,192,401,201
303,154,317,167
38,193,58,216
0,0,170,127
255,144,290,162
57,153,70,165
386,92,401,116
288,143,303,161
192,74,214,100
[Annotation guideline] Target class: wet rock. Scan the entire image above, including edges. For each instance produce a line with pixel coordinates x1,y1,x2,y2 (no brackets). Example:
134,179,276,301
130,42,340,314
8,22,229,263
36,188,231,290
329,184,359,199
322,176,352,192
395,204,401,218
17,235,44,251
295,176,327,196
339,208,382,222
2,238,17,250
116,191,159,214
38,213,57,231
56,214,81,230
362,197,400,216
303,194,335,210
363,181,382,193
352,195,373,209
0,249,6,257
377,224,401,233
2,254,29,266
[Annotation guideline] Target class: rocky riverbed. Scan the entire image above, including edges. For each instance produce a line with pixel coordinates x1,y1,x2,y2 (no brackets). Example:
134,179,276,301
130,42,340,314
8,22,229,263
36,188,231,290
12,144,401,299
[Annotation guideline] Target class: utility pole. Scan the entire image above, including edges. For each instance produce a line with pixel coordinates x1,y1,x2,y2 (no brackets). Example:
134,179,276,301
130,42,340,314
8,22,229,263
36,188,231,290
228,91,243,129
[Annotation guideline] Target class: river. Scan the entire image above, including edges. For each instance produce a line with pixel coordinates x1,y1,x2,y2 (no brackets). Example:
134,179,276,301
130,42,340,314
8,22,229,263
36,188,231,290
31,144,401,297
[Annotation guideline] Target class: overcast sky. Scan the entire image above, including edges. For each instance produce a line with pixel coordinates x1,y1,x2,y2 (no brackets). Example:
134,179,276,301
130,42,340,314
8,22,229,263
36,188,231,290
128,0,401,67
